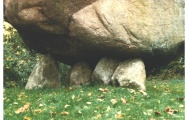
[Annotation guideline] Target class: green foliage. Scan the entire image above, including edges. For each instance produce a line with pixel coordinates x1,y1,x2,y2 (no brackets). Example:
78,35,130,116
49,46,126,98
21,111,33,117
58,63,71,85
3,21,37,87
4,80,185,119
148,53,184,80
3,21,71,88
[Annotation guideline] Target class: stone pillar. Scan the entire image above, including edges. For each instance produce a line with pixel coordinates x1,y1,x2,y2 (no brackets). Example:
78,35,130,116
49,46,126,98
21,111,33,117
111,58,146,90
25,54,61,89
92,57,119,85
65,61,92,87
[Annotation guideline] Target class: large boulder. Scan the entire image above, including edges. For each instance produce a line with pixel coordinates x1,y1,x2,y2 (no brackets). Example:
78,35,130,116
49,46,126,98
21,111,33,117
4,0,184,66
25,54,61,89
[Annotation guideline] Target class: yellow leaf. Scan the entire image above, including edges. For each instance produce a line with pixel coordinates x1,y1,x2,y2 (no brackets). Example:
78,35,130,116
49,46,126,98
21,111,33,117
115,111,124,119
98,88,108,93
88,92,92,97
39,103,44,107
78,110,82,114
34,109,42,114
13,102,18,105
15,102,30,114
72,95,75,100
49,106,55,109
86,102,92,105
96,114,102,119
61,111,69,115
68,87,73,91
120,98,127,104
106,106,112,112
64,104,70,108
50,112,57,117
24,116,32,120
111,99,117,104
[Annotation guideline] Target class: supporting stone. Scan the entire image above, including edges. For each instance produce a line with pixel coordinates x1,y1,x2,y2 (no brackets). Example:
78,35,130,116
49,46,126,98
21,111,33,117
65,61,92,86
111,58,146,90
92,57,119,85
25,54,61,89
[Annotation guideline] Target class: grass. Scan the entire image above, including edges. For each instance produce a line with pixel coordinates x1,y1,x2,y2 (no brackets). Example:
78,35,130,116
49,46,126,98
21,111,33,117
3,80,185,120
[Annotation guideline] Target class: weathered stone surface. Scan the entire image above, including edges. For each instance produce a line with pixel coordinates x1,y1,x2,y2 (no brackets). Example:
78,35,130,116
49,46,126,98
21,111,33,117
65,61,92,86
92,57,119,85
111,58,146,90
69,0,184,62
4,0,184,66
25,54,60,89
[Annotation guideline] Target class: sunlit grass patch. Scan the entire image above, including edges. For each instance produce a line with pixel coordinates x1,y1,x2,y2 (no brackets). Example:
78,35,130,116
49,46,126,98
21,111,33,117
4,80,184,120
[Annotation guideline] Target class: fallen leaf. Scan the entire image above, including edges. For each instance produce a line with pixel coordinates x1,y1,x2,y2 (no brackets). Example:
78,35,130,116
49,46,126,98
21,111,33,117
143,112,147,115
15,102,30,114
98,88,108,93
165,107,178,115
98,95,105,99
34,109,42,114
106,106,112,112
178,98,184,101
61,111,69,115
179,104,184,108
150,118,156,120
86,102,92,105
49,106,55,109
146,109,153,116
37,98,41,103
111,99,117,104
115,111,123,119
50,112,57,117
96,106,102,109
84,106,89,109
24,116,32,120
68,87,73,91
39,103,44,107
96,114,102,119
78,110,82,114
154,111,161,116
120,98,127,104
88,92,92,97
165,107,171,112
97,98,104,102
72,95,75,100
13,102,18,105
64,104,70,108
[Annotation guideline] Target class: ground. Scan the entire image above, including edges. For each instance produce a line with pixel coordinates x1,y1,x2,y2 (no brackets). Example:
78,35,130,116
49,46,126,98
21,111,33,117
4,80,185,120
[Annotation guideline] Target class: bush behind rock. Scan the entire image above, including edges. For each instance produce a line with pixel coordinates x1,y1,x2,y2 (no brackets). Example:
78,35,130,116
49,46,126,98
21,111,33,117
3,21,70,88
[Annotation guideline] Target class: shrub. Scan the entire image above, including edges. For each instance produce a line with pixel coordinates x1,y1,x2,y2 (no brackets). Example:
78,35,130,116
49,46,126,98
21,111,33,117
3,21,71,88
3,21,37,87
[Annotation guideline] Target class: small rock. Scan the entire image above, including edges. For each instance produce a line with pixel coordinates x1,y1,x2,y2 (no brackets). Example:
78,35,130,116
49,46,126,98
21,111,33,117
25,54,61,89
92,57,119,85
65,61,92,86
111,58,146,90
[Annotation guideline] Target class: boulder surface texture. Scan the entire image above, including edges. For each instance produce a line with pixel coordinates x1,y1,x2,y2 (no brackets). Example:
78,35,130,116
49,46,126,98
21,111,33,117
92,57,119,85
65,61,92,86
92,57,146,90
25,54,61,89
4,0,184,66
111,58,146,90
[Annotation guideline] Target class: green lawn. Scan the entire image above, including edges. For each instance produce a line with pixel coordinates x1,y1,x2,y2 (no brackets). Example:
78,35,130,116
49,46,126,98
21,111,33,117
3,80,185,120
